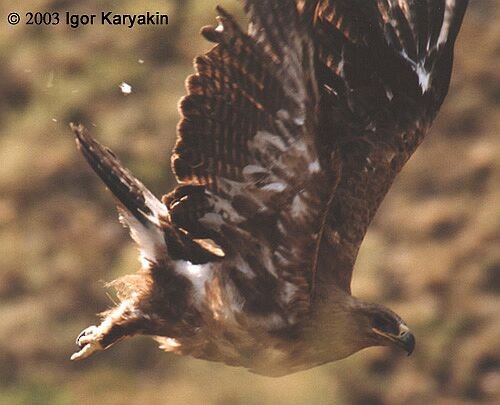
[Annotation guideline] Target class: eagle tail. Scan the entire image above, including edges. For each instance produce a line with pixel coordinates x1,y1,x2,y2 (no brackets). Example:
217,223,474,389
71,124,168,228
71,124,221,265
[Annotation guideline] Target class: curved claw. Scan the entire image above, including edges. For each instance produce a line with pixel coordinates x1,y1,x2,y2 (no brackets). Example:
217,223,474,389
70,325,103,361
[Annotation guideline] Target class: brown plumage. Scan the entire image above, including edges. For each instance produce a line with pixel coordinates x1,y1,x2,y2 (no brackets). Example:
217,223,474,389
70,0,468,376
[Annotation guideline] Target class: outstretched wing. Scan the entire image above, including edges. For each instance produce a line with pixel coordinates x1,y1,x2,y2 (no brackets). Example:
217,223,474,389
169,2,331,320
308,0,469,293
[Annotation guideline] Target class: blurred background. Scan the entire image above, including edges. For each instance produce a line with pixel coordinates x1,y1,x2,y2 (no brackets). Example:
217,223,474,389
0,0,498,404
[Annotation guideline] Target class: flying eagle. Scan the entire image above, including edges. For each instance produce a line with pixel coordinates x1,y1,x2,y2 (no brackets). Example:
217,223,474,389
70,0,468,376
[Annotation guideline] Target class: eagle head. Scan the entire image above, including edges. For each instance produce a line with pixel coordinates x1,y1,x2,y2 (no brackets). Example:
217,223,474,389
362,304,416,356
310,292,416,362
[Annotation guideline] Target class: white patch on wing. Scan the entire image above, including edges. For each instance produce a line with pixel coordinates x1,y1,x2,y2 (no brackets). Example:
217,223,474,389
261,246,278,278
323,83,337,97
207,193,246,224
250,130,287,152
276,109,290,121
397,0,411,24
227,284,245,314
277,220,286,235
438,0,456,47
242,164,268,176
234,255,255,278
337,57,345,78
118,209,166,267
293,116,305,126
291,139,308,153
274,250,290,266
200,212,225,230
261,182,287,193
416,63,431,93
308,160,320,173
281,281,298,304
398,49,432,94
392,0,460,94
174,260,213,302
200,189,253,232
217,178,244,198
385,86,394,101
291,194,308,220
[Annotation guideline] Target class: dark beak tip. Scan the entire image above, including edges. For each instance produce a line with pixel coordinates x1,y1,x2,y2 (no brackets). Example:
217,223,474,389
402,332,416,356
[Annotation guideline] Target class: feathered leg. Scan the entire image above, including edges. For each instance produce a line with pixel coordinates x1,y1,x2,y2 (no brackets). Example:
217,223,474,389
71,299,152,360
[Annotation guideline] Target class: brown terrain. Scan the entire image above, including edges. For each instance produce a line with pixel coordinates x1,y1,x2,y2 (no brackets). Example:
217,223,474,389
0,1,498,404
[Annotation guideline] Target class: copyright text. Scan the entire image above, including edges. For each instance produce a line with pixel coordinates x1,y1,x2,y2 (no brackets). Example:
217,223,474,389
7,11,169,29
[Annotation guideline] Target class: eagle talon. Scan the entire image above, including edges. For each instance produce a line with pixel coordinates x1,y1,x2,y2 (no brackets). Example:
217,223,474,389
71,325,103,361
75,325,99,347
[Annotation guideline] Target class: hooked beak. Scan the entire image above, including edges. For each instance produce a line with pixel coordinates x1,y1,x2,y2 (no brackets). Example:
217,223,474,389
372,323,416,355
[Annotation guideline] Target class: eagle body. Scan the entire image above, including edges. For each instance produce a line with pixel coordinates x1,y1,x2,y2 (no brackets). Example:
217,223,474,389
70,0,468,376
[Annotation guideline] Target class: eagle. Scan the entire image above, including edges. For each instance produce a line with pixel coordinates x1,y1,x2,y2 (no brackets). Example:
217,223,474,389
70,0,468,376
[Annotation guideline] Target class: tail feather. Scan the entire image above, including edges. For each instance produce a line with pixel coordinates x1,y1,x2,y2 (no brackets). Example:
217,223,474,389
71,124,222,265
71,124,168,227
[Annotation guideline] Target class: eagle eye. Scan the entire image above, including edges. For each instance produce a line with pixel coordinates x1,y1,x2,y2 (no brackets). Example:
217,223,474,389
372,313,399,335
